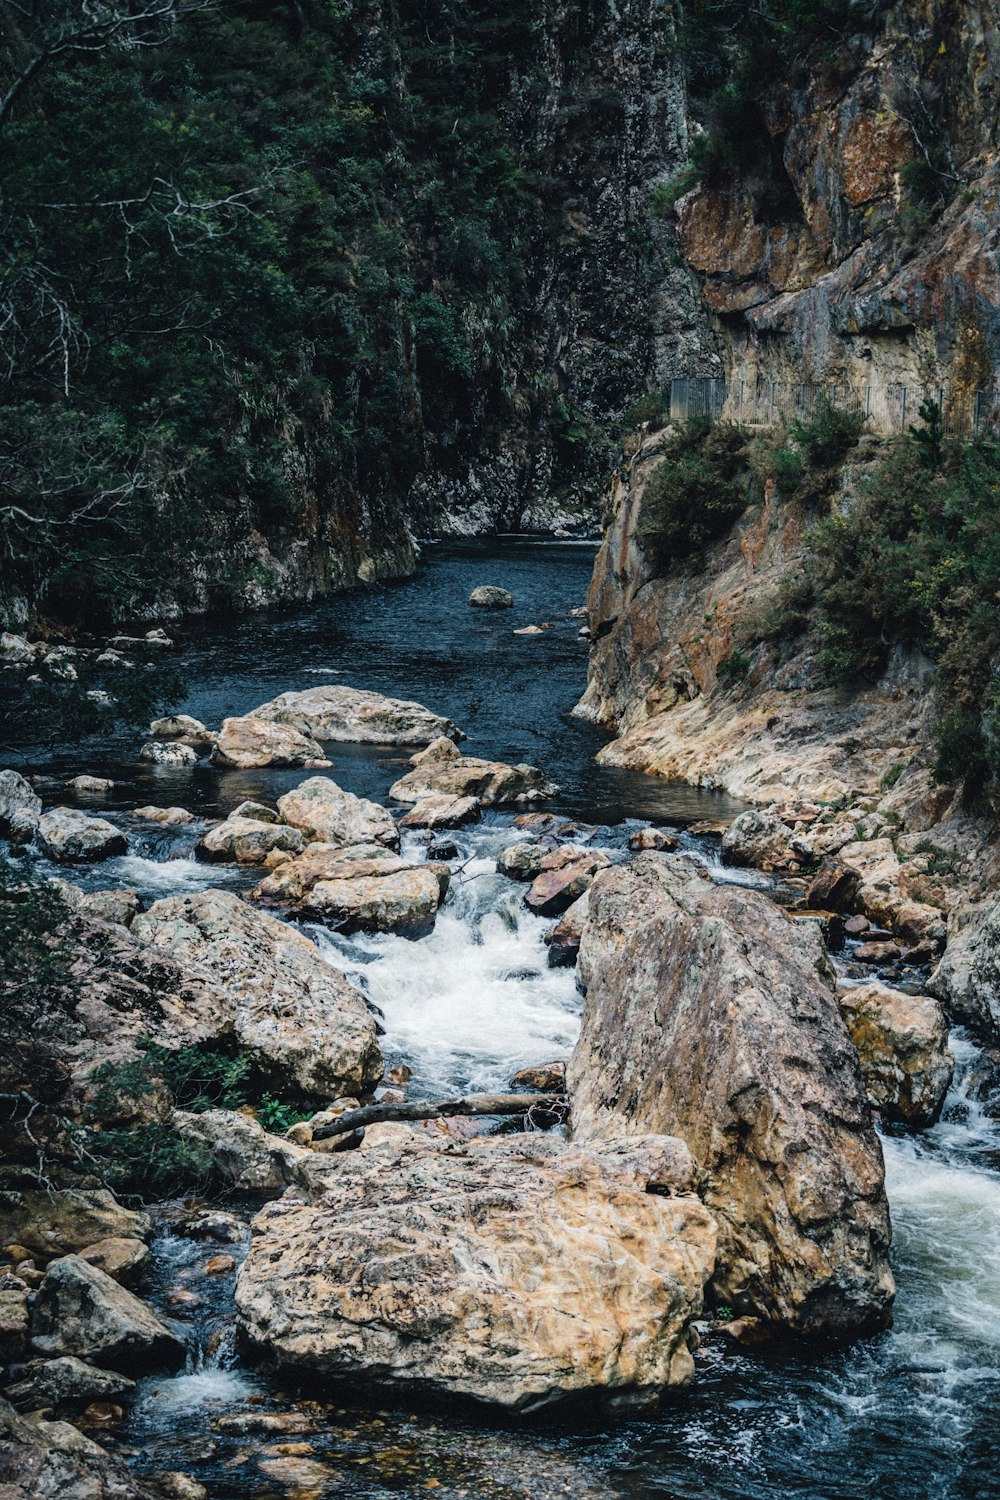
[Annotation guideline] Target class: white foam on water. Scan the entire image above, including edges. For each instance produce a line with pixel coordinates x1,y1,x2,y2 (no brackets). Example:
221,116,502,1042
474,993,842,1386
107,855,238,894
133,1365,260,1419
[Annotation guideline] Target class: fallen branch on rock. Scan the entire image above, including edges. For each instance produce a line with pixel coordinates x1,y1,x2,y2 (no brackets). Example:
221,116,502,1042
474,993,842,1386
311,1092,568,1141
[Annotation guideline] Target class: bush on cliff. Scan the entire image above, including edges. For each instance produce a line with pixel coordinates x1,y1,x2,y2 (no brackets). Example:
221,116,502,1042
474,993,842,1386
636,419,751,572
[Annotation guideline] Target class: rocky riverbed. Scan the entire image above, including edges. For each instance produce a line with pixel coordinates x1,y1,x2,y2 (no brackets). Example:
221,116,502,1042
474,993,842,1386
1,541,998,1500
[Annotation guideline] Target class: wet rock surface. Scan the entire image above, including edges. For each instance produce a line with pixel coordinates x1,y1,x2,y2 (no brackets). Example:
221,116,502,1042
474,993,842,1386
276,775,399,849
237,1131,716,1412
837,982,953,1129
568,856,895,1336
29,1255,185,1373
36,807,127,863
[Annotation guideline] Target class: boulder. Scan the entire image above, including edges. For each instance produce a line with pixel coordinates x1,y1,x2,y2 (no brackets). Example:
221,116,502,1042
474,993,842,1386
496,842,548,881
398,794,481,830
0,770,41,836
172,1109,309,1193
0,1280,29,1363
252,843,405,904
230,800,278,823
211,716,329,770
390,754,559,807
302,863,450,938
148,714,213,748
468,585,513,609
930,892,1000,1042
276,776,399,850
0,632,32,664
131,891,382,1097
77,1239,150,1289
525,847,611,918
194,817,306,866
546,890,590,968
139,741,198,766
805,858,862,912
4,1357,135,1411
249,684,462,746
510,1061,567,1091
6,811,37,845
78,889,142,928
0,1191,150,1267
67,775,114,793
30,1256,185,1373
568,857,894,1337
628,828,679,852
837,982,953,1129
409,736,462,767
236,1131,716,1412
130,805,195,826
0,1396,161,1500
720,809,793,868
36,808,126,863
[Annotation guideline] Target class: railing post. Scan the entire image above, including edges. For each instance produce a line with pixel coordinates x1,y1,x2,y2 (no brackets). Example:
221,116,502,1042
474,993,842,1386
900,386,907,430
739,379,745,421
865,385,871,421
770,381,777,426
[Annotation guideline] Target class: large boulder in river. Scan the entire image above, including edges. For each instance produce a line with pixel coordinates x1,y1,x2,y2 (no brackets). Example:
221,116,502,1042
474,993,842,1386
720,809,793,868
148,713,214,748
236,1131,716,1412
29,1255,184,1373
194,816,306,865
930,892,1000,1042
249,684,462,746
568,856,894,1337
256,850,451,938
131,890,382,1096
276,776,399,850
398,793,481,830
36,808,126,863
211,716,329,769
837,982,953,1128
390,754,559,807
468,585,513,609
4,1356,136,1411
139,740,197,767
252,843,403,904
0,770,41,836
524,847,611,918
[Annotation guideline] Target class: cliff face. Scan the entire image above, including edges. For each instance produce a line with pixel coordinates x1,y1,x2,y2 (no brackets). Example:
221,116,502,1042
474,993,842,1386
676,0,1000,412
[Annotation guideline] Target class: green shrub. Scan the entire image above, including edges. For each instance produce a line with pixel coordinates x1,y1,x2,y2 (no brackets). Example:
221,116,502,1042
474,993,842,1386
636,419,750,572
790,397,864,469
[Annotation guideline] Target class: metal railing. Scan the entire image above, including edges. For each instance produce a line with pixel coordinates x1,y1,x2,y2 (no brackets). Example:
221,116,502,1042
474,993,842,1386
667,377,1000,439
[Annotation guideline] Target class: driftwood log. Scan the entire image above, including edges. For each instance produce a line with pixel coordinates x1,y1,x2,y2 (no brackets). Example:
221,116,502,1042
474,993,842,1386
311,1092,568,1141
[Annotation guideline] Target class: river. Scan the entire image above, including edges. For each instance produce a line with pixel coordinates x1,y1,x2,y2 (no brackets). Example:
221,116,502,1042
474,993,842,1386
13,540,1000,1499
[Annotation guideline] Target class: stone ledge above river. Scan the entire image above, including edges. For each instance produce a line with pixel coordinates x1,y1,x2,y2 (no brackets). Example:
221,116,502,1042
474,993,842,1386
236,1130,716,1413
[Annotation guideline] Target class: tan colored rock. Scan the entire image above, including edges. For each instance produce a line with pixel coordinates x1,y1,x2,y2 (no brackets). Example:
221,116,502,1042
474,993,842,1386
130,805,195,826
496,841,549,880
236,1131,716,1412
0,1191,150,1267
525,848,611,918
0,1279,29,1362
139,740,197,767
546,890,590,967
390,754,559,807
36,808,126,863
194,816,306,866
628,827,679,852
148,714,214,748
510,1061,567,1091
721,808,794,868
172,1109,310,1192
568,856,894,1337
409,736,462,767
30,1255,185,1373
398,793,481,829
837,982,953,1128
305,862,450,938
930,892,1000,1042
77,1238,150,1289
67,775,114,793
252,843,405,904
250,684,462,745
131,890,382,1097
211,716,329,770
276,776,398,850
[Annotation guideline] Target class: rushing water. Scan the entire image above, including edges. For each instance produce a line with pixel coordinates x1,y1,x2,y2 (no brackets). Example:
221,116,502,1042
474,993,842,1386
9,540,1000,1498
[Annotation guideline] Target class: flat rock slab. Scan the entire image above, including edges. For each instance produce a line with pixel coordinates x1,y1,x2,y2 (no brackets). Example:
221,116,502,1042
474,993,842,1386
211,717,329,769
250,685,462,746
568,855,895,1338
237,1131,716,1412
390,755,559,807
252,843,407,904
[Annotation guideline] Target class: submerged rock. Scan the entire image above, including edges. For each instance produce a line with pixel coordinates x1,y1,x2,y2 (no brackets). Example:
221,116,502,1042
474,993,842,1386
837,982,953,1128
30,1255,185,1373
276,776,399,850
194,816,306,866
36,808,126,863
211,716,329,770
468,585,513,609
131,890,382,1096
236,1131,716,1412
568,856,894,1337
130,805,195,826
390,754,558,808
250,684,462,746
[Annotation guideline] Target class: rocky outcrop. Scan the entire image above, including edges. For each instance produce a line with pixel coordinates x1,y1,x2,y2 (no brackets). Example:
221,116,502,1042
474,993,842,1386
29,1255,185,1372
390,753,559,807
249,685,462,746
237,1130,716,1412
276,777,399,850
930,892,1000,1042
36,808,127,863
568,856,894,1336
0,1396,162,1500
837,982,953,1129
131,891,382,1096
210,717,329,770
194,816,306,865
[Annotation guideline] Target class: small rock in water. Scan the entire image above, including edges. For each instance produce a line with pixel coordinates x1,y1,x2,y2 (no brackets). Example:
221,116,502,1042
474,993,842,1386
204,1254,237,1277
130,804,195,826
36,807,127,863
510,1061,566,1092
426,837,459,861
140,740,198,767
628,827,678,852
67,775,115,793
468,585,513,609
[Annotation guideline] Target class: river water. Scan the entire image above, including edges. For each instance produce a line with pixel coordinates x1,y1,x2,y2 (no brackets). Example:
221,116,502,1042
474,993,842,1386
12,540,1000,1499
